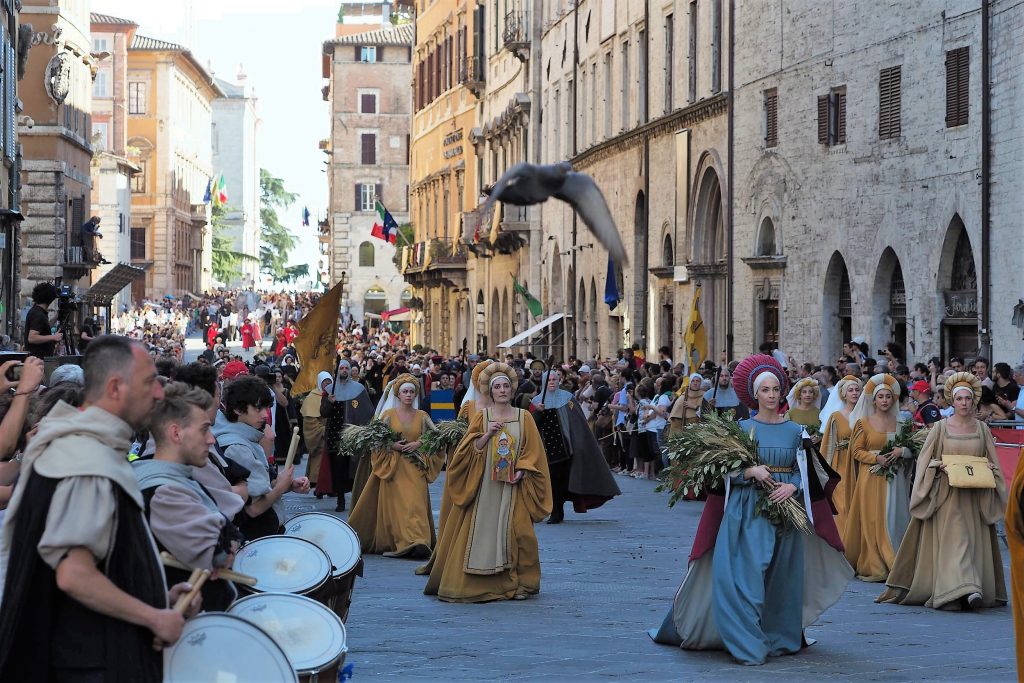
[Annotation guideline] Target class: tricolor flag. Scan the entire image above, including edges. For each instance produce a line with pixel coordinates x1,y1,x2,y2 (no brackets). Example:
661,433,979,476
371,199,399,244
211,173,228,207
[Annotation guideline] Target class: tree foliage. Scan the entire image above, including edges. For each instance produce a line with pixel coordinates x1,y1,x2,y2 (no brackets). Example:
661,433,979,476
259,168,300,282
211,203,255,284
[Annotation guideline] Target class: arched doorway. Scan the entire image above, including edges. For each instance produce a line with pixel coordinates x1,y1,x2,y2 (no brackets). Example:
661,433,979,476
633,191,649,348
822,251,853,360
550,249,565,361
363,285,387,316
937,214,979,361
690,163,726,357
871,248,907,357
577,280,587,360
589,278,599,360
501,288,510,344
476,290,487,353
490,289,501,355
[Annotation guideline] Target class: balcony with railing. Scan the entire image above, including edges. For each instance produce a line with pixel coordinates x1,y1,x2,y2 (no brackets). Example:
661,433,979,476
402,238,468,288
503,8,530,61
458,55,485,97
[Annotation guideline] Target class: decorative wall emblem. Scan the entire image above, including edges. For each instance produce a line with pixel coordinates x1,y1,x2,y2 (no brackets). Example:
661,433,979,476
45,51,72,105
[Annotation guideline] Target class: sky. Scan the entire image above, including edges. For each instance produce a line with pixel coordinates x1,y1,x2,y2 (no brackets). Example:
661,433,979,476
92,0,340,287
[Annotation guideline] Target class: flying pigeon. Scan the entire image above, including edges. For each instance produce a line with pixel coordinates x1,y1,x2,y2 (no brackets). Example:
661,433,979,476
482,161,628,263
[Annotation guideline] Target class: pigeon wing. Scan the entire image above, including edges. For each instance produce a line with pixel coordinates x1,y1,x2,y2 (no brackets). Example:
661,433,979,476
554,172,628,263
481,162,534,222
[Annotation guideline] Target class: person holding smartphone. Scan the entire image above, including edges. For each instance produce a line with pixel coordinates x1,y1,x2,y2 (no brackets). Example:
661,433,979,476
24,283,61,359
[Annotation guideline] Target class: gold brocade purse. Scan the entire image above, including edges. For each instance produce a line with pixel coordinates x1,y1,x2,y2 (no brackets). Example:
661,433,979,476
943,454,997,489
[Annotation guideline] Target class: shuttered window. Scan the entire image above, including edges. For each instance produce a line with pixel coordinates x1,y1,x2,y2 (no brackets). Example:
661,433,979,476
354,184,380,212
945,47,969,128
817,87,846,146
878,66,902,139
360,133,376,165
360,93,377,114
764,89,778,148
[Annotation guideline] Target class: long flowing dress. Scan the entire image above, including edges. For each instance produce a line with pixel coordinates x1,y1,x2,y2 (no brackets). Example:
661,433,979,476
649,419,852,665
877,420,1007,608
785,407,821,435
424,408,552,602
843,419,913,581
821,411,856,541
1006,454,1024,680
348,409,444,557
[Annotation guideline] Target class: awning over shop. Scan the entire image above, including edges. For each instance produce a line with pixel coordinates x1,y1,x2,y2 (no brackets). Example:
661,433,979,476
81,263,146,306
497,313,565,348
382,306,411,322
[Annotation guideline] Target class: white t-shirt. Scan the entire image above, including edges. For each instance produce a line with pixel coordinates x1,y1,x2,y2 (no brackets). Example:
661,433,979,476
645,394,672,433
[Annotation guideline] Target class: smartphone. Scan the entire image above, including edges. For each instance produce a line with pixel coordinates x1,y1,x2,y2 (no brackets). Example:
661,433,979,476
0,352,28,383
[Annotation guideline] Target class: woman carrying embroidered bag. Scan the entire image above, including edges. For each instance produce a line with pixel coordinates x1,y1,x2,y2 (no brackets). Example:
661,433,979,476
877,372,1007,610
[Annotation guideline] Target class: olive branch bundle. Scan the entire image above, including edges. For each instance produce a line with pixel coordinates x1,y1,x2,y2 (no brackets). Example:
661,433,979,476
419,417,469,457
337,420,426,470
868,421,929,480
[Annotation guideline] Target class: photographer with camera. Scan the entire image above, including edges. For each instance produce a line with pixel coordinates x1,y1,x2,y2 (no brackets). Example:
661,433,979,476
24,283,62,359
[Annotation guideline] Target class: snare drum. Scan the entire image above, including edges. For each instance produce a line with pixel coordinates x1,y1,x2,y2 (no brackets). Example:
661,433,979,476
234,535,333,605
164,612,297,683
228,593,347,683
284,512,364,622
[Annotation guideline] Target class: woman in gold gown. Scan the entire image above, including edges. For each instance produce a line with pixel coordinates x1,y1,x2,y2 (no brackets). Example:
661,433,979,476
818,375,863,540
348,374,444,558
784,377,822,444
424,362,552,602
878,372,1007,609
843,374,913,582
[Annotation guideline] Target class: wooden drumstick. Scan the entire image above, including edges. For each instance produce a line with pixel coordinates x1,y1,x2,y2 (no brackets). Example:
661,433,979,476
160,551,258,587
284,425,300,470
173,568,209,614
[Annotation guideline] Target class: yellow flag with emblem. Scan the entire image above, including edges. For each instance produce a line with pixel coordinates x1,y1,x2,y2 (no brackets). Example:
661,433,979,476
291,279,343,395
682,285,708,371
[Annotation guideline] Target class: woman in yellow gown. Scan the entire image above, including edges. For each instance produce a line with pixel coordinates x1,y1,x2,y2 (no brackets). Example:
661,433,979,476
818,376,863,540
843,374,913,581
424,362,552,602
348,374,444,558
784,377,822,445
1006,425,1024,679
878,372,1007,609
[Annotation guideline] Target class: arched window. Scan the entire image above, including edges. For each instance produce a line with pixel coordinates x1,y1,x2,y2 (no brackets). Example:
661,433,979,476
364,285,387,315
358,241,375,268
662,234,674,267
756,217,777,256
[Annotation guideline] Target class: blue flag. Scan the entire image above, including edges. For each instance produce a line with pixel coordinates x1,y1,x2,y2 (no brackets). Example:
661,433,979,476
202,178,212,204
604,256,619,310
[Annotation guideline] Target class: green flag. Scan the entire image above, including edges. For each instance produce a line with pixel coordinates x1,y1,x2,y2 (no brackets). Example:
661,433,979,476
512,275,543,318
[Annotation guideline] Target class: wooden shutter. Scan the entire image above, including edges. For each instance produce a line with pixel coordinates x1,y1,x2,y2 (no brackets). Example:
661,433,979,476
71,197,84,244
361,93,376,113
946,47,969,127
378,47,385,62
836,90,847,144
354,46,361,61
879,66,901,139
354,184,362,211
764,90,778,148
361,134,376,165
817,94,829,144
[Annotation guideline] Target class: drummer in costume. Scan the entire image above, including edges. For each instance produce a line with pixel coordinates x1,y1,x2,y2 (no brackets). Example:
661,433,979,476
319,359,375,511
530,368,620,524
134,382,245,611
843,373,913,581
349,374,444,558
0,337,199,682
785,378,823,444
818,375,863,540
214,375,309,539
301,371,333,496
650,354,852,666
424,363,553,602
415,360,492,577
878,372,1007,610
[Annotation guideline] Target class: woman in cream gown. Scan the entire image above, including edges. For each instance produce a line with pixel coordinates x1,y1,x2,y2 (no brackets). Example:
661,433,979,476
877,372,1007,609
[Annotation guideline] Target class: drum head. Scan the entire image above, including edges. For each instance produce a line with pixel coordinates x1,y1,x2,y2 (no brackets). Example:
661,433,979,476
164,613,297,682
228,593,347,674
284,512,362,576
235,535,332,594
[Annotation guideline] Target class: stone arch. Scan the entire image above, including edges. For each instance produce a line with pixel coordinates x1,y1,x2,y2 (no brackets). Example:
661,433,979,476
871,247,907,356
822,251,853,361
756,217,779,256
662,233,674,267
589,278,599,359
577,279,587,359
689,157,727,357
936,214,979,361
490,289,501,355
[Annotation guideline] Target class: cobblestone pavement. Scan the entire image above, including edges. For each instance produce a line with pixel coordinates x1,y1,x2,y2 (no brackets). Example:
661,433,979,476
187,339,1017,681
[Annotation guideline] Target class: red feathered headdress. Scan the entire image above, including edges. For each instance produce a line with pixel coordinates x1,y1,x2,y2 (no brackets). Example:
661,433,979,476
732,354,789,410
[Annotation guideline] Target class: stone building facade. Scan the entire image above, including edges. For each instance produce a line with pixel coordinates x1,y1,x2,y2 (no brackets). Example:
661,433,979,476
19,0,96,300
212,73,260,289
322,24,411,322
126,34,219,300
731,0,1023,365
0,0,21,337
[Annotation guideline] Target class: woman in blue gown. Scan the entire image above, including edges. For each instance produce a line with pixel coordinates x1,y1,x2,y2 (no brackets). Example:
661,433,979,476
650,354,852,665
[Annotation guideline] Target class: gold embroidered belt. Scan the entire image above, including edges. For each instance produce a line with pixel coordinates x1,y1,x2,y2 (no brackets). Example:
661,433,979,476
767,466,794,474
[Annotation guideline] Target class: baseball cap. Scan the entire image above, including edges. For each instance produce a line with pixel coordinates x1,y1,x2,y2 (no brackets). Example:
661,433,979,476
579,365,591,374
910,380,931,394
221,360,249,380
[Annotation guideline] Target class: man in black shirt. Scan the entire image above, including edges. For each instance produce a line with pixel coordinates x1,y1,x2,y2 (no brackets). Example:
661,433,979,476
24,283,61,359
910,380,942,426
